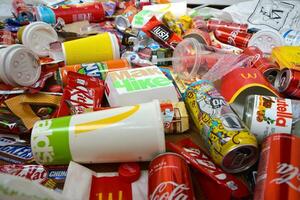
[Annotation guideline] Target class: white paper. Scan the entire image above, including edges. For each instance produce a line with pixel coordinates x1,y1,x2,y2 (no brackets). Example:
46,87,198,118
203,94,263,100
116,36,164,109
223,0,300,32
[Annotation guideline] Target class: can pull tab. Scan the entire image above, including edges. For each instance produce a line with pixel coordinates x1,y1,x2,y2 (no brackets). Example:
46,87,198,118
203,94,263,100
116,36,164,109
231,152,249,168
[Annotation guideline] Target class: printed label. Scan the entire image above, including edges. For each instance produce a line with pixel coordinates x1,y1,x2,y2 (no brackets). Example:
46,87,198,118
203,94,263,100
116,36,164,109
150,24,171,42
149,182,189,200
270,162,300,192
250,96,293,141
110,67,172,93
283,30,300,46
77,63,107,80
31,118,72,164
0,145,32,160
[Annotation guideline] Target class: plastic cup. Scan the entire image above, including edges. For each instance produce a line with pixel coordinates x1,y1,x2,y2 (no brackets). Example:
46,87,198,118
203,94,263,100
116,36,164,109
31,100,165,165
171,37,218,80
0,44,41,87
18,22,58,57
62,32,120,65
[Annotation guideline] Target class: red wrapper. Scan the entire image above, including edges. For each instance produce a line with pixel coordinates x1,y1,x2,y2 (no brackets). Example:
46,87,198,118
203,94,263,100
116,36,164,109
166,138,251,200
57,72,105,117
0,164,67,190
142,16,182,50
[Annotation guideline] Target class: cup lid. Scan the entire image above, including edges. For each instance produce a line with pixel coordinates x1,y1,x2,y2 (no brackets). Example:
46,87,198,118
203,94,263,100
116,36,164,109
2,45,41,87
22,22,58,57
248,29,284,55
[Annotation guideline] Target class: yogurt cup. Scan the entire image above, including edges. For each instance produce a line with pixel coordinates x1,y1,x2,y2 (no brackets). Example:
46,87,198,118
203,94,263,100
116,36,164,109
0,44,41,87
19,21,58,57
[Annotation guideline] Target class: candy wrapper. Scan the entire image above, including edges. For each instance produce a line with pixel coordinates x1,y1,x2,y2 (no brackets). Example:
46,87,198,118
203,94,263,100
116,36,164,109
63,161,147,200
0,164,68,190
0,142,33,165
142,16,182,50
57,72,105,117
167,138,251,200
0,173,70,200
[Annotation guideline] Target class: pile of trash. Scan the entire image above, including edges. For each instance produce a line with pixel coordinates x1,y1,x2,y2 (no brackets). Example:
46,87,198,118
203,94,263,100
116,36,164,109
0,0,299,199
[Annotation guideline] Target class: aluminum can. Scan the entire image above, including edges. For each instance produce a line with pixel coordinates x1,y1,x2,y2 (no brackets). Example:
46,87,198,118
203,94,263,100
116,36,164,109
214,27,252,48
254,133,300,200
184,80,258,173
275,68,300,98
207,20,248,32
243,95,300,143
148,153,195,200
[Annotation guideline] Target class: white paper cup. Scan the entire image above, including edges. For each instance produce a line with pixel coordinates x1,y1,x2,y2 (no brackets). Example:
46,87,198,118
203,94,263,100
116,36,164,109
0,44,41,87
31,100,165,165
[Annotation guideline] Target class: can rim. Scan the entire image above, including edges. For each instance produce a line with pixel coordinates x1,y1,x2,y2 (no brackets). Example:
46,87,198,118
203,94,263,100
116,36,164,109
221,144,258,173
150,152,184,163
275,68,291,92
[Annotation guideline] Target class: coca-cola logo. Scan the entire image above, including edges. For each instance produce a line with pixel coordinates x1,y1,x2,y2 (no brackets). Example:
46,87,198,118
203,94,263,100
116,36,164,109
150,181,190,200
270,162,300,192
228,30,239,46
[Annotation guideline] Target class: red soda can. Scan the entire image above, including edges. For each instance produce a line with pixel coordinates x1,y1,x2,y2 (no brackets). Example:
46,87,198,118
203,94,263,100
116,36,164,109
254,133,300,200
214,27,252,48
207,20,248,32
148,153,195,200
243,47,280,84
275,68,300,98
36,2,105,24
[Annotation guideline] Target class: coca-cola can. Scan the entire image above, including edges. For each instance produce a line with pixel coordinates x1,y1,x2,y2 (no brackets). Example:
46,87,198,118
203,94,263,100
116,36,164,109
148,153,195,200
207,20,248,32
254,133,300,200
214,27,252,48
275,68,300,98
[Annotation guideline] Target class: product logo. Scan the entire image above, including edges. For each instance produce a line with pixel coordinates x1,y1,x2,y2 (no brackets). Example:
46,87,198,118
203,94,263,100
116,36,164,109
228,30,240,46
110,67,172,92
74,105,140,135
271,162,300,192
151,25,171,41
256,96,292,127
150,182,190,200
31,120,54,163
183,147,238,191
48,170,67,180
78,63,105,79
69,85,94,114
240,72,257,80
0,145,32,160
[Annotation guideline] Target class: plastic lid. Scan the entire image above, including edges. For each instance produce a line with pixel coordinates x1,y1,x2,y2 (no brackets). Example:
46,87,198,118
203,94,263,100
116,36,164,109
172,38,207,80
118,163,141,183
0,45,41,87
22,22,58,57
248,29,284,55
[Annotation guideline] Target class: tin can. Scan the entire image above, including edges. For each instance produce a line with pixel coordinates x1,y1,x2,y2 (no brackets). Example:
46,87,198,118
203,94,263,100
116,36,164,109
243,47,280,85
148,153,195,200
184,80,258,173
254,133,300,200
36,2,105,24
207,20,248,32
57,59,130,85
243,95,300,143
115,5,138,32
275,68,300,98
214,27,252,48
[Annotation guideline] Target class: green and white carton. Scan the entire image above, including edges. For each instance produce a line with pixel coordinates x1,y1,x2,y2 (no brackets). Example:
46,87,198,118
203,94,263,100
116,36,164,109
105,66,179,107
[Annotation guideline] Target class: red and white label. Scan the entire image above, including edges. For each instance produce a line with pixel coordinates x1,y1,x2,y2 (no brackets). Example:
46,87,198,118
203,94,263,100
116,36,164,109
250,96,293,142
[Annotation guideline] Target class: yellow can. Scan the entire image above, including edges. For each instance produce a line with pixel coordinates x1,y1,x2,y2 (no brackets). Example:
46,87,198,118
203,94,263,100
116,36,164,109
184,80,258,173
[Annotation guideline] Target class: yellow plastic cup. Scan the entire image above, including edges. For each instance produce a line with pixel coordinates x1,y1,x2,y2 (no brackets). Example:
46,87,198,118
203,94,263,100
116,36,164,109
62,32,120,65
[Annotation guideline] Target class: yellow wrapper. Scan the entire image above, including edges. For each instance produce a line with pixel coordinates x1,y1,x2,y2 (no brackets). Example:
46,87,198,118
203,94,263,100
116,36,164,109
271,46,300,70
